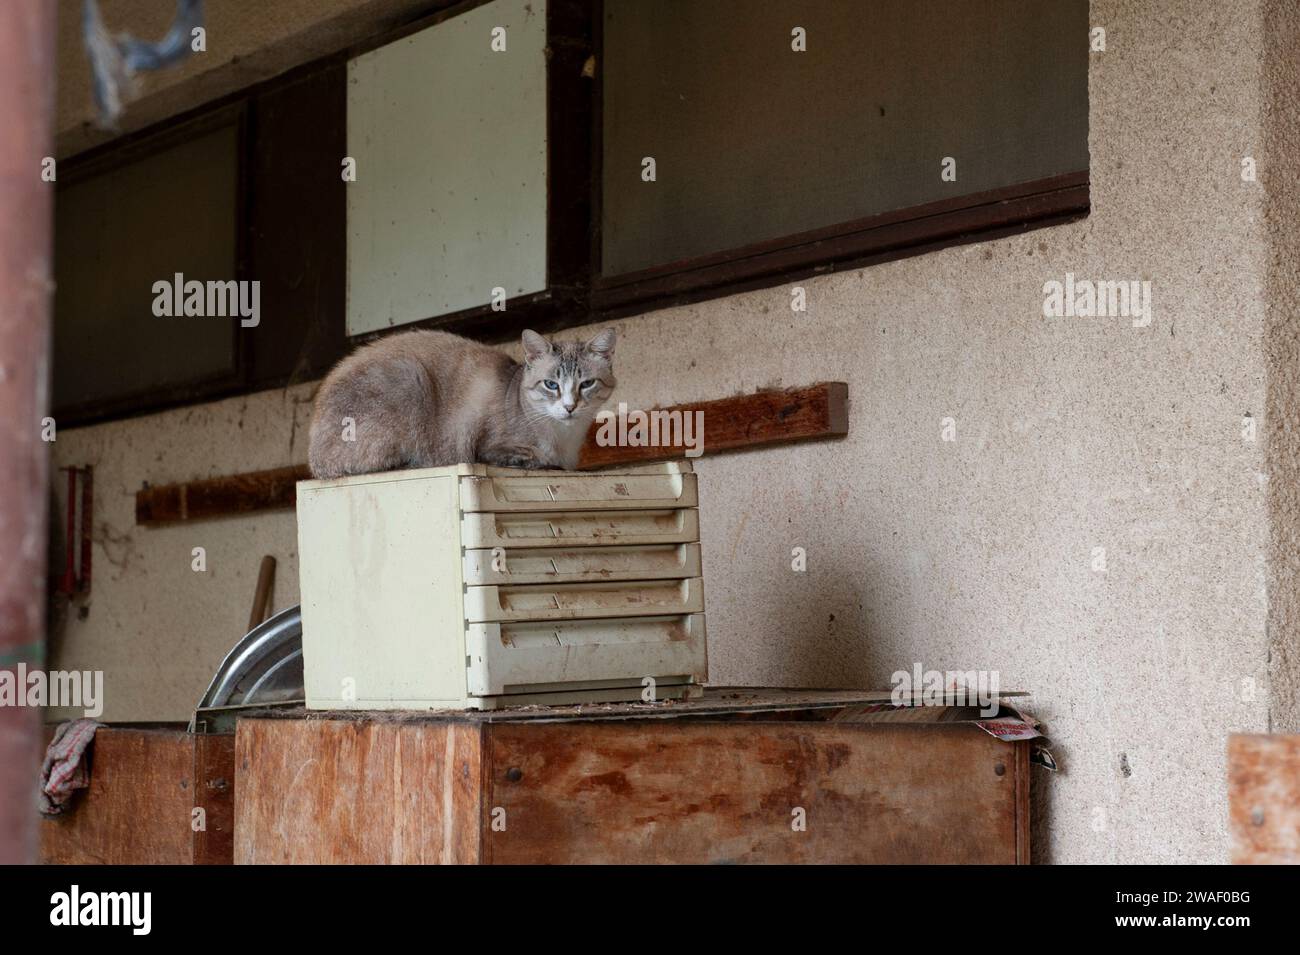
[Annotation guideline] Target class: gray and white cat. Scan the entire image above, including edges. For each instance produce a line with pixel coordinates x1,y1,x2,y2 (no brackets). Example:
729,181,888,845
307,327,617,479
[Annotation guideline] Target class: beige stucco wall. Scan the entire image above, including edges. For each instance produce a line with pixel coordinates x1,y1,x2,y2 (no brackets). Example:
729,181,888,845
48,387,314,719
47,0,1300,864
1262,0,1300,738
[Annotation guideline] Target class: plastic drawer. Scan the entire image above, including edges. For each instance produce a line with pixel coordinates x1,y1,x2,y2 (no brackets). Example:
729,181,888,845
460,508,699,549
463,542,701,585
465,613,708,697
459,469,696,512
464,577,704,623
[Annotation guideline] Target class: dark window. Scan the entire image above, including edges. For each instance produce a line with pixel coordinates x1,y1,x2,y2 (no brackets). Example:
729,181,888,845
595,0,1089,308
52,68,346,426
53,115,241,418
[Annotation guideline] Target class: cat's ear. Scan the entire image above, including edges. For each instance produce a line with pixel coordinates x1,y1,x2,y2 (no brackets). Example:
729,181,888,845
521,329,551,363
585,327,617,361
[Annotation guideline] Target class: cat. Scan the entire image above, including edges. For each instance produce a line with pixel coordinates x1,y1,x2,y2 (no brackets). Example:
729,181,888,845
307,327,617,479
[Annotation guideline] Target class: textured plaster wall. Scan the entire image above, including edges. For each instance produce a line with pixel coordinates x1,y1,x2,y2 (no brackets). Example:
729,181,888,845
47,0,1297,863
1262,0,1300,736
48,387,315,723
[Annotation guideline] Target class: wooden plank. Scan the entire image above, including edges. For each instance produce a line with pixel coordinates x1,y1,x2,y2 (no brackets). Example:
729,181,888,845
1015,730,1032,865
135,382,849,525
40,727,198,865
235,715,1026,864
136,464,307,526
234,718,482,864
578,381,848,468
244,686,1029,724
483,722,1023,864
1228,733,1300,864
192,734,237,866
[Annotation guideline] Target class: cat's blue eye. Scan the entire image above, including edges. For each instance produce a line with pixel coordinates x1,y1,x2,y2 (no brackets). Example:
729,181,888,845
580,379,597,391
543,380,559,391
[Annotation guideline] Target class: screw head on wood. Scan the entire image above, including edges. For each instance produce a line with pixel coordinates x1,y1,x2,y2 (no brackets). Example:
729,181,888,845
994,762,1006,776
1251,808,1265,826
505,767,523,782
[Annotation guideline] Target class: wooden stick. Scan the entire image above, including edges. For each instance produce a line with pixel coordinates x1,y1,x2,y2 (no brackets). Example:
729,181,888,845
248,556,276,633
137,464,308,526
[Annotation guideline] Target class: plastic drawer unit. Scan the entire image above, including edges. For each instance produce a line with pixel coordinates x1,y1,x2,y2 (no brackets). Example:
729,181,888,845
296,462,707,709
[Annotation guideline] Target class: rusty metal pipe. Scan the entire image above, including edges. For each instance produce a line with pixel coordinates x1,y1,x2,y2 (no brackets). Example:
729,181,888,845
0,0,56,865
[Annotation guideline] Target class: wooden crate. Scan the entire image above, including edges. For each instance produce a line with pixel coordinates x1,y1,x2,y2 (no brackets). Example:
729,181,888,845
1228,733,1300,864
235,697,1030,864
39,726,235,865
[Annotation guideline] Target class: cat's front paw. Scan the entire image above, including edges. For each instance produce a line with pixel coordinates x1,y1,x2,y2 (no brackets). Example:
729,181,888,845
501,455,540,469
484,448,544,470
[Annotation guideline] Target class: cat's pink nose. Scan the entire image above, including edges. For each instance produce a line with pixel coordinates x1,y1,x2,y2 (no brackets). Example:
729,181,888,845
563,403,576,414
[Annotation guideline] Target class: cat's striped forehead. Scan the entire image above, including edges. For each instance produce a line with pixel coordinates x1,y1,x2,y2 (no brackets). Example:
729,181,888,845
531,341,609,379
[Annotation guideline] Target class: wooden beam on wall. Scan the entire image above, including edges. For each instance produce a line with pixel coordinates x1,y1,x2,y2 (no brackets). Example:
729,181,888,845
135,382,849,526
577,381,848,468
136,464,307,526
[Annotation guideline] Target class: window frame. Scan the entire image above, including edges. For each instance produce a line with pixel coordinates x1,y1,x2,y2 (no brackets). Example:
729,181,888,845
51,0,1088,428
340,0,597,346
590,171,1090,317
53,102,251,426
586,0,1089,316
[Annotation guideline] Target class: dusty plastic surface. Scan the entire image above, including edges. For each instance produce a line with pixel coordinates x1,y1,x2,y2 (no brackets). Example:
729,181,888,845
297,464,708,710
466,613,708,697
463,542,701,585
459,465,696,512
461,508,700,549
464,578,705,622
